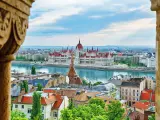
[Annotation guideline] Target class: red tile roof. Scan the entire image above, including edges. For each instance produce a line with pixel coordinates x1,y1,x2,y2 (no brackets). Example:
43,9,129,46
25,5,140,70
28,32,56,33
52,94,63,110
13,93,63,106
140,89,155,102
43,89,56,94
43,89,77,99
133,102,150,110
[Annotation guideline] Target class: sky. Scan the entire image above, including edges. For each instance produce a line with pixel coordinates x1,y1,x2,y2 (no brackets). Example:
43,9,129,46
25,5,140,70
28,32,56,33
23,0,156,47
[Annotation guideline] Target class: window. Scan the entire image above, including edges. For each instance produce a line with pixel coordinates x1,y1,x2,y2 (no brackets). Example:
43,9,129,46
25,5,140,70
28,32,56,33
28,108,32,114
53,112,58,117
42,106,44,111
22,105,24,109
15,105,18,108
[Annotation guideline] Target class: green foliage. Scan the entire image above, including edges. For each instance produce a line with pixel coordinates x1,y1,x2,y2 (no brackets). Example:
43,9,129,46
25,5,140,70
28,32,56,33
93,82,102,86
37,83,43,91
106,101,125,120
11,110,28,120
91,116,106,120
61,99,125,120
118,58,146,67
61,104,108,120
31,92,42,120
31,66,36,75
89,98,105,108
68,98,75,109
148,114,155,120
82,79,88,85
125,117,130,120
16,56,26,61
20,82,23,91
23,81,29,93
20,81,29,93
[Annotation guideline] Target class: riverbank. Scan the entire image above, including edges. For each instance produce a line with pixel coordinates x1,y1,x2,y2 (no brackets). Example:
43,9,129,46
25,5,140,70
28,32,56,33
12,61,155,73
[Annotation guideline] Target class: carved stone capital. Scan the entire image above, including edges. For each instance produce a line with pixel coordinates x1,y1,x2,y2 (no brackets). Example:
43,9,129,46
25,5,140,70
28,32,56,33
151,0,160,11
0,0,35,60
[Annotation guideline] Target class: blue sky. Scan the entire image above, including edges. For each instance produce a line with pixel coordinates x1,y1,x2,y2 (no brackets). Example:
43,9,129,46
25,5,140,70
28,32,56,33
23,0,156,47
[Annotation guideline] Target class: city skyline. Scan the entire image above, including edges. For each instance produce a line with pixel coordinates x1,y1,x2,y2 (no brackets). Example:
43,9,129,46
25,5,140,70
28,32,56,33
24,0,156,47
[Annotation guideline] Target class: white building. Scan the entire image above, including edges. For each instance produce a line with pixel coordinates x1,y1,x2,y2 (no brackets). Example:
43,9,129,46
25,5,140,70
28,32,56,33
12,91,69,120
120,77,155,106
48,40,114,66
139,57,155,68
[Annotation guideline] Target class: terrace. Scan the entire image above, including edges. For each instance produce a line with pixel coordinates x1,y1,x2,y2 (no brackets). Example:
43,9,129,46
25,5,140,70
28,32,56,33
0,0,160,119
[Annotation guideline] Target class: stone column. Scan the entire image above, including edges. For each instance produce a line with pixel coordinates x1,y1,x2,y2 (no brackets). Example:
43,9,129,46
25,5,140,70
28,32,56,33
0,0,34,119
150,0,160,119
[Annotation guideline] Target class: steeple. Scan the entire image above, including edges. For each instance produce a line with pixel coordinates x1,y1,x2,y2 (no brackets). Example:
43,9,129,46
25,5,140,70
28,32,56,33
79,38,81,44
68,53,76,78
71,53,74,66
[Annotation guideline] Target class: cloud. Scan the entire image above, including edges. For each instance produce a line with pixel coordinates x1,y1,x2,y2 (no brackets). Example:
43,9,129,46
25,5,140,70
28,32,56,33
30,7,83,27
89,15,104,19
30,0,105,27
30,0,152,27
25,0,155,47
24,18,156,47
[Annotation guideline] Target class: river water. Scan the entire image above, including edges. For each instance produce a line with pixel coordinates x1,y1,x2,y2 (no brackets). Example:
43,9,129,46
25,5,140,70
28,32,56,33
12,63,155,83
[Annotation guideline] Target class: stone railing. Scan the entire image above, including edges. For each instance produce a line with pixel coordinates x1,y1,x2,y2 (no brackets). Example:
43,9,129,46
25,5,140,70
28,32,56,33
0,0,34,119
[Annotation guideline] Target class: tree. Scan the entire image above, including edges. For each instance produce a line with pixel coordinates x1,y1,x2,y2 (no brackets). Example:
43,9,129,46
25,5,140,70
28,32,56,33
11,110,28,120
20,81,28,93
31,92,42,120
20,82,23,91
61,109,74,120
125,117,130,120
106,101,125,120
82,79,88,85
61,99,125,120
31,66,36,75
37,83,43,91
23,81,28,93
89,98,105,108
91,116,106,120
68,98,75,109
148,114,155,120
61,103,108,120
93,82,102,86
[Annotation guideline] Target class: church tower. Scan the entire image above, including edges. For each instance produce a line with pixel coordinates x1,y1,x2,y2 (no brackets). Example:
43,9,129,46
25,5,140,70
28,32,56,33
68,53,76,78
67,53,82,85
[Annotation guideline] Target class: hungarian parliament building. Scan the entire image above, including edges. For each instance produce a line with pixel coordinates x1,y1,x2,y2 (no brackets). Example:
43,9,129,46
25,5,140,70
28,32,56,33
48,40,114,66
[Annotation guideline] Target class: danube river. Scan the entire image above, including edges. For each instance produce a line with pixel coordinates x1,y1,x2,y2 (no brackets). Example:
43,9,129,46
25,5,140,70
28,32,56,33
12,63,155,83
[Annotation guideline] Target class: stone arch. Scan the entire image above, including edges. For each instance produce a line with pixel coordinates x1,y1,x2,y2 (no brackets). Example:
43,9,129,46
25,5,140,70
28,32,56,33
0,0,35,119
0,0,159,120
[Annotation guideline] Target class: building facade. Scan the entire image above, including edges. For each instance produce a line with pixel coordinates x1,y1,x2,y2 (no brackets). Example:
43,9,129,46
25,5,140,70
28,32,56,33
139,57,155,68
120,78,155,106
12,92,69,120
48,40,114,66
